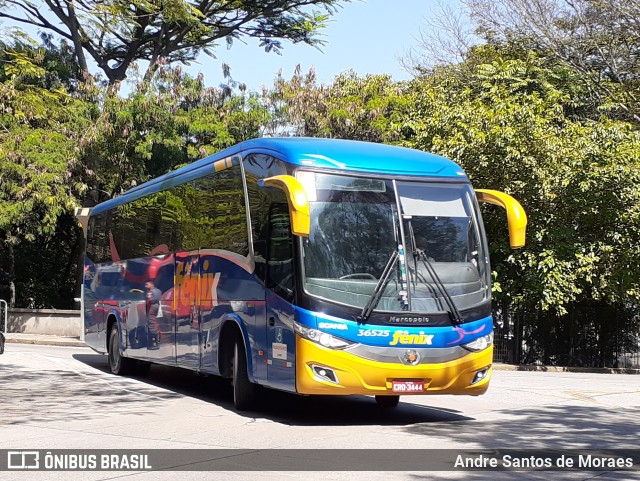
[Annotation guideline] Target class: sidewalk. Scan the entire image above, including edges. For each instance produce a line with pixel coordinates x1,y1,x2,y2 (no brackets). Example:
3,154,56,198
4,332,86,347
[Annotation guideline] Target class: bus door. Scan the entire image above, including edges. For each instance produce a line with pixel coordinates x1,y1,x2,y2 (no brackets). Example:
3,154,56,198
174,250,201,370
265,203,296,391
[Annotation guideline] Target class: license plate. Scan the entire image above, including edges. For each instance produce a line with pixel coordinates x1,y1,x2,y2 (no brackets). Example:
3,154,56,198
391,380,424,393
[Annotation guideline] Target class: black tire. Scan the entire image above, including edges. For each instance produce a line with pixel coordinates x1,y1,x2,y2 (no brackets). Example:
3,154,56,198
108,324,135,375
232,337,257,411
375,395,400,408
136,360,152,376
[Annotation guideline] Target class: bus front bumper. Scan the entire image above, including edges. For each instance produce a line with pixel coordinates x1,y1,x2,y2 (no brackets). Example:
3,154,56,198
295,336,493,396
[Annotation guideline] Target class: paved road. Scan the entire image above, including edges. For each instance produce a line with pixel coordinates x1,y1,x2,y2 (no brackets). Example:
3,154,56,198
1,344,639,481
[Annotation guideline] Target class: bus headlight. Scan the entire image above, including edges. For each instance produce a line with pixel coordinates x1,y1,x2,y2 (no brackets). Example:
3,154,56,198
462,333,493,352
294,322,353,349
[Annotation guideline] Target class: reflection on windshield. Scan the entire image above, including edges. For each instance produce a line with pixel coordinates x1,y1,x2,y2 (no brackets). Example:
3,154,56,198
409,217,471,262
398,181,489,315
304,201,396,278
302,181,404,311
300,173,490,317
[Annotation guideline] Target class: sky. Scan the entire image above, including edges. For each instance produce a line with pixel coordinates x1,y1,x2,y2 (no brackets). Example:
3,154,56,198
2,0,463,91
181,0,462,92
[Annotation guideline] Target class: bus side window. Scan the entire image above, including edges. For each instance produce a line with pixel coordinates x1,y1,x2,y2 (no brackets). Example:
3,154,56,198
267,203,294,301
244,153,289,285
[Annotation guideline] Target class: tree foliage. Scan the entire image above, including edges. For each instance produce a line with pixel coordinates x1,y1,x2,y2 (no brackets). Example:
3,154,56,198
271,51,640,317
0,40,269,307
83,64,270,200
0,0,347,84
267,67,412,141
0,41,92,305
465,0,640,124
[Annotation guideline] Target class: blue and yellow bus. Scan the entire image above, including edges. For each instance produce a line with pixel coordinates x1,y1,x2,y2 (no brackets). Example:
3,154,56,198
77,137,526,410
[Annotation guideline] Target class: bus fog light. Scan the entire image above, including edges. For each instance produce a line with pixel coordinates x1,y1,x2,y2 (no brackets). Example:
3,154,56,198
311,364,339,384
471,367,490,385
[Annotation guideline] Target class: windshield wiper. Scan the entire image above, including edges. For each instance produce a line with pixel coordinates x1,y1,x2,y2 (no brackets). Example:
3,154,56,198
415,249,463,325
407,220,463,325
357,249,399,323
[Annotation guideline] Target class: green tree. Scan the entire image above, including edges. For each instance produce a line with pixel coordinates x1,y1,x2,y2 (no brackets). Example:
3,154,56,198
83,64,270,200
465,0,640,124
0,0,348,84
405,52,640,314
0,39,273,308
0,42,92,306
267,67,412,141
3,213,82,309
0,33,82,91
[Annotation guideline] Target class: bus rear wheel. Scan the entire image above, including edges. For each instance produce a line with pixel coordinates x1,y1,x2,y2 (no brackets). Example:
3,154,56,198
375,395,400,408
108,324,135,375
232,337,257,411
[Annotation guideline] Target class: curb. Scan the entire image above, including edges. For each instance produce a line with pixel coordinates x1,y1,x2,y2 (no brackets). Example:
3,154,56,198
5,336,86,348
493,363,640,375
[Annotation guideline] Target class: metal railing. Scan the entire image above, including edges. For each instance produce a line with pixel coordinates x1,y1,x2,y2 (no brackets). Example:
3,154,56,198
0,299,7,335
492,303,640,368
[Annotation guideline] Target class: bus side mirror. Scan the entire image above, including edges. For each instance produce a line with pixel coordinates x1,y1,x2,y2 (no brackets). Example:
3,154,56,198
475,189,527,249
258,175,310,237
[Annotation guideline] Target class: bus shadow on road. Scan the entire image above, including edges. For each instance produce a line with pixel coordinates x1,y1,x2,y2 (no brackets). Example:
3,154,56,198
73,354,474,427
403,404,640,451
245,389,474,427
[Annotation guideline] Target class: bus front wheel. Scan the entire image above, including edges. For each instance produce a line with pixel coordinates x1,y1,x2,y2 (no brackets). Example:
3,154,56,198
108,324,135,375
375,395,400,408
232,337,257,411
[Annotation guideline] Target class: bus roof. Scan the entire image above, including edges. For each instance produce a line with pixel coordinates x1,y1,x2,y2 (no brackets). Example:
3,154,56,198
91,137,467,215
243,137,465,176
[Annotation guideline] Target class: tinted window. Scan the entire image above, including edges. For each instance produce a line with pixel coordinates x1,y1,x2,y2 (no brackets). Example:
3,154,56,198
87,214,109,263
111,192,174,259
267,203,294,300
88,165,249,261
177,168,249,254
244,154,289,282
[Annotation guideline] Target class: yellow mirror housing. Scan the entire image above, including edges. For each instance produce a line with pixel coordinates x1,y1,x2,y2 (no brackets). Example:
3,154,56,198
475,189,527,248
259,175,310,237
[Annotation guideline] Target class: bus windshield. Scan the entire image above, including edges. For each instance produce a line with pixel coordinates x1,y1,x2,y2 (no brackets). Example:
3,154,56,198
300,172,491,316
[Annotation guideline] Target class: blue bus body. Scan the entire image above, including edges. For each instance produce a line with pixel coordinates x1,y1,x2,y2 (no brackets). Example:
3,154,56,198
81,138,524,409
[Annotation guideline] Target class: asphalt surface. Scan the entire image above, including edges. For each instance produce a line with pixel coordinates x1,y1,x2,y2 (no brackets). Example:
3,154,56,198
1,342,639,481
